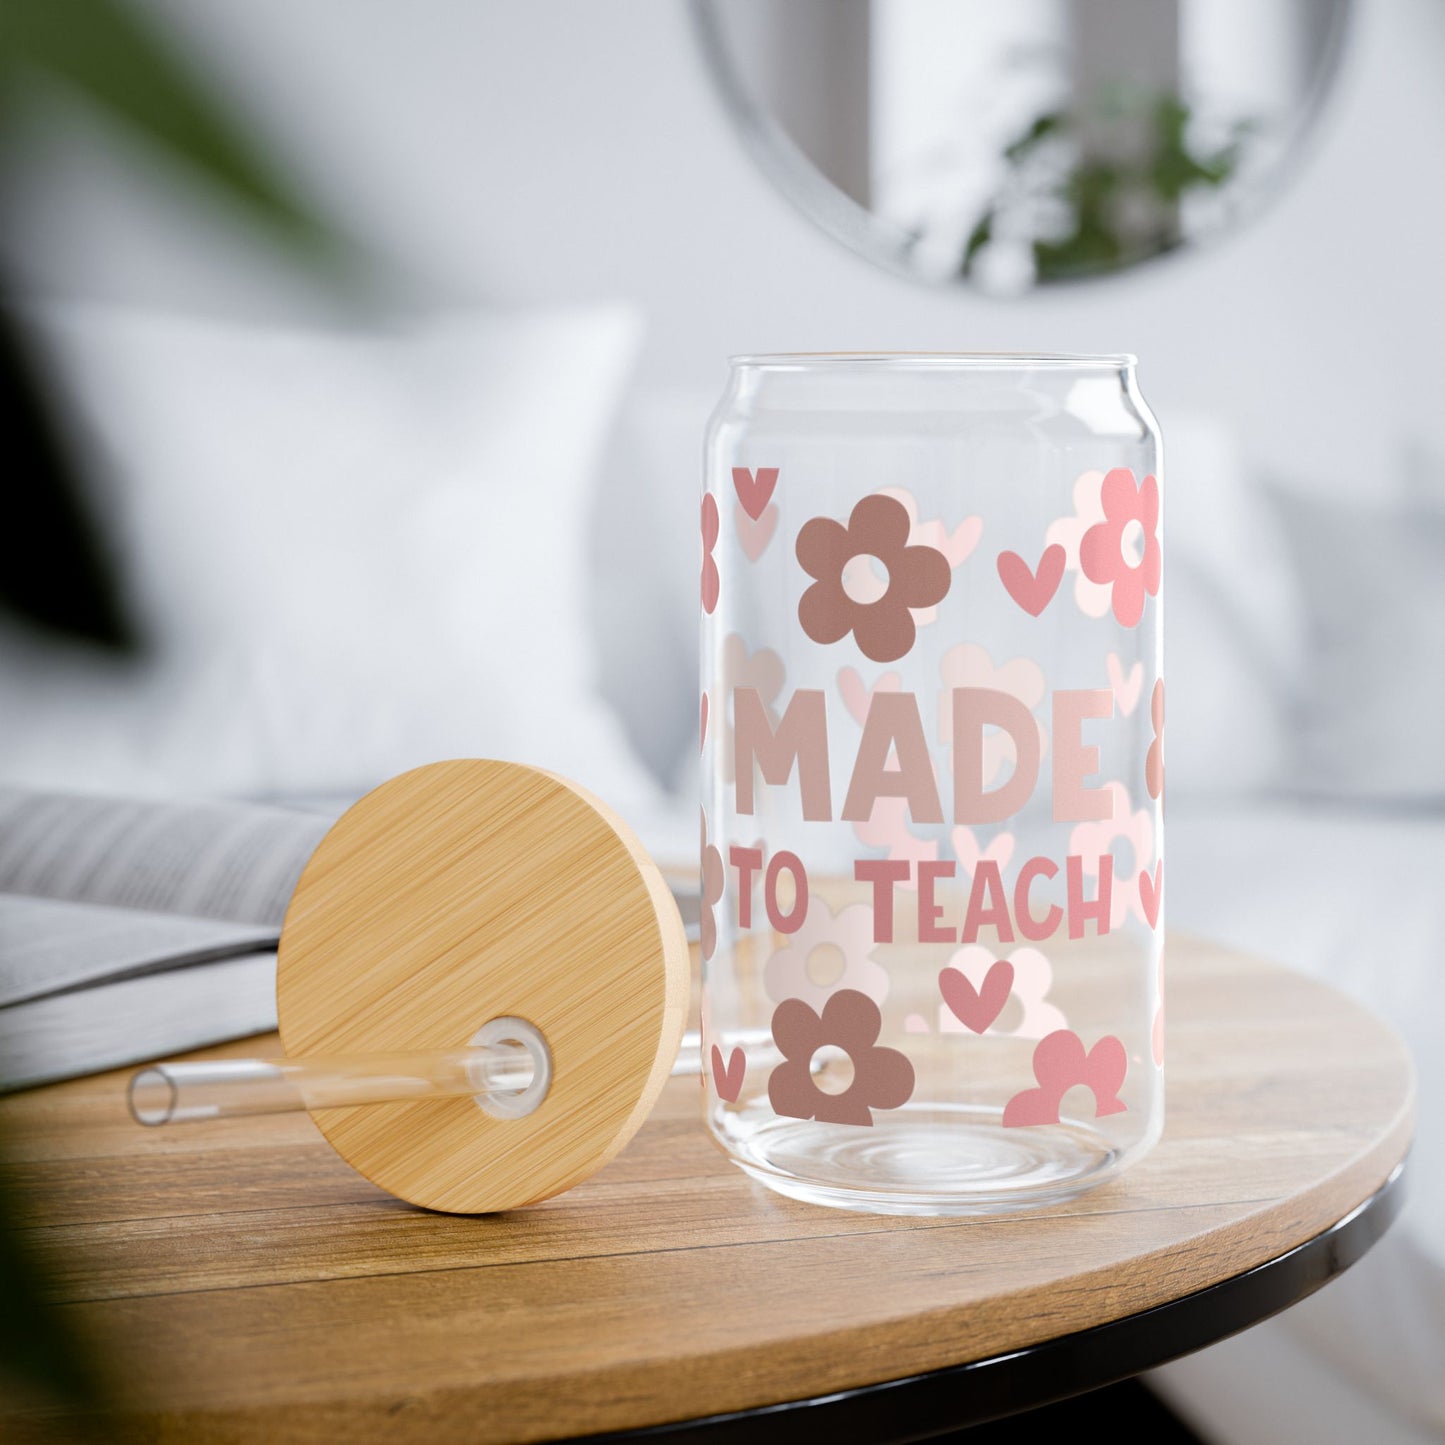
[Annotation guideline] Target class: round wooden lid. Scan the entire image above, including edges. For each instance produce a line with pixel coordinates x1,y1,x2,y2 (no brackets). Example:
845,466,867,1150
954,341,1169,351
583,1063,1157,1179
276,759,691,1213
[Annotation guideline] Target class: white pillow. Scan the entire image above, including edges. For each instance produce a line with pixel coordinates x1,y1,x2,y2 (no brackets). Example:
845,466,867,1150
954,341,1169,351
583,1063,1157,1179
1269,482,1445,802
593,386,719,793
2,301,663,820
1161,415,1305,799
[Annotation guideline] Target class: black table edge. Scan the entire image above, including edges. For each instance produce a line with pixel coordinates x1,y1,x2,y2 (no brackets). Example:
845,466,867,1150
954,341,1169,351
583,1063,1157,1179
590,1160,1406,1444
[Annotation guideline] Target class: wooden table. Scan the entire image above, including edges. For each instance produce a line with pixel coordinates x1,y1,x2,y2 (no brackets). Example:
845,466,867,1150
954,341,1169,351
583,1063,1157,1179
0,936,1414,1443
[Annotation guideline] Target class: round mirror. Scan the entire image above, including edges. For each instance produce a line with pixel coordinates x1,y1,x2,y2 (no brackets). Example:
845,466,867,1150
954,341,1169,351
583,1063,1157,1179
692,0,1350,294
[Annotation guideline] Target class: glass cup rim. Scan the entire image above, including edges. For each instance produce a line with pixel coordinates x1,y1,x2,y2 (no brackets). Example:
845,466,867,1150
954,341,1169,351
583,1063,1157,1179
728,351,1137,371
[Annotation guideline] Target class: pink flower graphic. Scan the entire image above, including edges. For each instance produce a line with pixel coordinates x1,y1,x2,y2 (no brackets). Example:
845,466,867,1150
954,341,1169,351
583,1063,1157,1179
764,897,890,1009
1078,468,1161,627
768,990,915,1127
937,642,1048,788
1003,1029,1128,1127
1069,781,1156,930
1146,678,1165,803
701,493,720,614
1045,470,1112,619
699,809,724,962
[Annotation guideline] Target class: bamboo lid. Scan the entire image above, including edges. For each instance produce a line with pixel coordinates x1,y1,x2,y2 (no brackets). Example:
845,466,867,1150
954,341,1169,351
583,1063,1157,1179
276,759,690,1213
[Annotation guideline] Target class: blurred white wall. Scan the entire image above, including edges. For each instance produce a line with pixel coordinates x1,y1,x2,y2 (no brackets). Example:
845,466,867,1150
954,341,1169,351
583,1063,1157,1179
2,0,1442,490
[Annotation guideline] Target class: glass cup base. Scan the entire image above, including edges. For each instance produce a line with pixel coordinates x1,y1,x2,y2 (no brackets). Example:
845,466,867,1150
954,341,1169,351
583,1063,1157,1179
719,1101,1126,1216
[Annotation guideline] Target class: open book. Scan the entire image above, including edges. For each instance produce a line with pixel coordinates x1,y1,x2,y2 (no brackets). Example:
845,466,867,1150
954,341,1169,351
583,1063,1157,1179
0,791,333,1090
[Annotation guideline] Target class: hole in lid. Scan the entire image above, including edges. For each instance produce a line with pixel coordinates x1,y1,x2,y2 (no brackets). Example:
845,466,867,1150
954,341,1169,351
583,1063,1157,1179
475,1040,537,1098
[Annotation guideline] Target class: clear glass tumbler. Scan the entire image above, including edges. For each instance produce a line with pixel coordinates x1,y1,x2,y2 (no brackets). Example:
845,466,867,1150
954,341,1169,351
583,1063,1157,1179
700,354,1164,1215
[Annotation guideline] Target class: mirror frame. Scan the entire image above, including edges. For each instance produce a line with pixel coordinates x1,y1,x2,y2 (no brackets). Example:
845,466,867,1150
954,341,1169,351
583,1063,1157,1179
689,0,1355,291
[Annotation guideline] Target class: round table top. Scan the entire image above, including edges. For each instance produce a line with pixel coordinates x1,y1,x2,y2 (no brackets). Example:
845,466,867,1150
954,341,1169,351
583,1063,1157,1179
0,935,1415,1442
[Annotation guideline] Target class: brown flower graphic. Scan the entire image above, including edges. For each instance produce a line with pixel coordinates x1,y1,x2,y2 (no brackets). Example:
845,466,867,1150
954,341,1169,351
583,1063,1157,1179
700,809,724,962
768,989,914,1127
796,494,951,663
1146,678,1165,803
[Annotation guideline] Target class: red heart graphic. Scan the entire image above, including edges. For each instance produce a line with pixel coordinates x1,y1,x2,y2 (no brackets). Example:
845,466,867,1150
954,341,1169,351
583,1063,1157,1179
732,466,779,521
700,693,708,752
939,960,1015,1034
1138,860,1163,929
997,544,1066,617
710,1043,746,1103
734,501,778,561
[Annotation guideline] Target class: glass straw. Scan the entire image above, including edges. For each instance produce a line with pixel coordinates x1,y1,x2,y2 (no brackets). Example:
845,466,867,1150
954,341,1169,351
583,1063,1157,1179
128,1029,792,1128
129,1043,533,1126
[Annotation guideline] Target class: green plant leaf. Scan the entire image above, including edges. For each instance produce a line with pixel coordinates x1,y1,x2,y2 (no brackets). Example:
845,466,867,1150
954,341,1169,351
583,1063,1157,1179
0,0,338,265
961,211,994,275
0,0,356,646
1003,111,1063,163
0,311,135,648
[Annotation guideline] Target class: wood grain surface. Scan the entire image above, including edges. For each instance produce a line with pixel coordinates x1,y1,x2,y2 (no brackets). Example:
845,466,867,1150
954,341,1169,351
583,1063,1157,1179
0,935,1414,1444
276,760,691,1213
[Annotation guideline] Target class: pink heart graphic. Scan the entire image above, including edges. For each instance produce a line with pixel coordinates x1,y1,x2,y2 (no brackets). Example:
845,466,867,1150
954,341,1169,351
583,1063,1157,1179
951,826,1016,877
918,514,983,568
710,1044,746,1103
853,796,938,873
732,466,779,521
1003,1030,1129,1127
700,693,708,752
837,666,902,726
1107,653,1144,714
997,545,1066,617
939,960,1015,1034
941,946,1065,1040
1138,860,1163,929
734,501,778,562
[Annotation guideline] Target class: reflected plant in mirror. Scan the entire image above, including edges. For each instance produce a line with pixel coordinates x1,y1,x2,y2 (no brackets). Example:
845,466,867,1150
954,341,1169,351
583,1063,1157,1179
693,0,1351,294
961,86,1251,291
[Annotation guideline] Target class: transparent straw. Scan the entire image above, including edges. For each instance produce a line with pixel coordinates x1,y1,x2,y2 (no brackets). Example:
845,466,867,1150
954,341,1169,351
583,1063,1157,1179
129,1044,535,1126
127,1028,795,1129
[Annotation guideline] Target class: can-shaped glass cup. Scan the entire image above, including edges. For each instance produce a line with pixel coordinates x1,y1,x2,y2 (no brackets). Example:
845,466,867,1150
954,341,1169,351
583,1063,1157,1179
700,353,1164,1215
